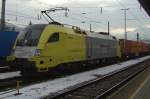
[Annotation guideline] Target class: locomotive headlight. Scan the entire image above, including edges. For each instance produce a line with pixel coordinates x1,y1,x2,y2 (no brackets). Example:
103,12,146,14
34,49,41,56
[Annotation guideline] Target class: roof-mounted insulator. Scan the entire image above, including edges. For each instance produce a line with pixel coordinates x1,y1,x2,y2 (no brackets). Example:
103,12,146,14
73,27,87,35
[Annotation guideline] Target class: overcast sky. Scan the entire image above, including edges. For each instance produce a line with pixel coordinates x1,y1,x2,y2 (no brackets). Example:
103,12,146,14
0,0,150,40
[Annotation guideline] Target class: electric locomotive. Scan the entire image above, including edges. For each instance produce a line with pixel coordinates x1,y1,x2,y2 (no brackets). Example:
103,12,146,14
8,22,121,75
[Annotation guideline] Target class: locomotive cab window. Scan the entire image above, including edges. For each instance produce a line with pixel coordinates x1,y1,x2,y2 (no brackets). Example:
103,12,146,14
48,32,59,43
16,24,46,46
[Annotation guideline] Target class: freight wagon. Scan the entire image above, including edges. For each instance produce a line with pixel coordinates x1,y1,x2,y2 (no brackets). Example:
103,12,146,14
0,31,18,66
139,41,150,55
119,39,150,58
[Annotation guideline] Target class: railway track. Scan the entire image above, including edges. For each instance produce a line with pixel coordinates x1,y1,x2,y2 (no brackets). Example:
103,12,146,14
0,76,22,91
0,66,14,73
0,57,150,99
0,56,150,99
43,59,150,99
0,68,20,74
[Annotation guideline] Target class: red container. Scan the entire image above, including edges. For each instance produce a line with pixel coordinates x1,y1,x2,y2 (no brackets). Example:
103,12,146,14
119,39,150,57
139,42,150,53
119,39,140,57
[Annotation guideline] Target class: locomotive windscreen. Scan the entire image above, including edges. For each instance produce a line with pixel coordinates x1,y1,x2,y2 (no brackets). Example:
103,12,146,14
17,24,46,46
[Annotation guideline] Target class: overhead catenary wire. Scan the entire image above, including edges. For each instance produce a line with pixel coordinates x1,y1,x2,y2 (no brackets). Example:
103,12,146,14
6,8,103,28
3,0,150,35
114,0,150,33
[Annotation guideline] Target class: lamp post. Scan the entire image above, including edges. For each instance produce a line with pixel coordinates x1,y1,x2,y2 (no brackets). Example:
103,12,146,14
90,24,92,32
108,21,110,35
121,8,129,50
1,0,6,31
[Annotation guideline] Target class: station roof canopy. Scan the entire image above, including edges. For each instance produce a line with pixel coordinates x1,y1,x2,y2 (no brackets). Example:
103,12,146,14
138,0,150,16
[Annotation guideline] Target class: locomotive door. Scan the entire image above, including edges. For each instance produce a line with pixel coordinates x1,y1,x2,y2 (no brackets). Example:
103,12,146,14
44,32,61,68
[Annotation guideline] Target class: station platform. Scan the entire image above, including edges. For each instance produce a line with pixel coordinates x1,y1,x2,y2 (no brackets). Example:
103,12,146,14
107,66,150,99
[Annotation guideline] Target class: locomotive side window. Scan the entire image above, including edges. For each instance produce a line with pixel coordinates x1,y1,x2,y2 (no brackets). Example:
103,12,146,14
48,32,59,43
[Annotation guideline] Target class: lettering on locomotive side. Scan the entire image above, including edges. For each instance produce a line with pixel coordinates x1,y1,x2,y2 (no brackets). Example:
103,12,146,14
100,44,110,48
71,49,82,52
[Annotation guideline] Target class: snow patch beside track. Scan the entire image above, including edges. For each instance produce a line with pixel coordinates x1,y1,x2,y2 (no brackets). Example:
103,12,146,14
0,71,20,80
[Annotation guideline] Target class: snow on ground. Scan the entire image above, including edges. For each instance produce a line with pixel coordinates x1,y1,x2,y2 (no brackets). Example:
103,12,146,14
0,71,21,80
0,56,150,99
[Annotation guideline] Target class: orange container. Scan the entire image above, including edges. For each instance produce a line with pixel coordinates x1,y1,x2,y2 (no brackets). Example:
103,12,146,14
119,39,150,57
119,39,140,57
